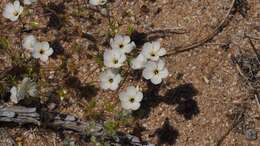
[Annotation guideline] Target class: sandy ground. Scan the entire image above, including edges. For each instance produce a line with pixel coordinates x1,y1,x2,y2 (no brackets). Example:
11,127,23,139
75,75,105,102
0,0,259,146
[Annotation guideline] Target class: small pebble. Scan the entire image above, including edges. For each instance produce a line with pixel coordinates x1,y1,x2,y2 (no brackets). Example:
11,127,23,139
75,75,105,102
47,103,57,111
245,129,257,140
65,115,76,121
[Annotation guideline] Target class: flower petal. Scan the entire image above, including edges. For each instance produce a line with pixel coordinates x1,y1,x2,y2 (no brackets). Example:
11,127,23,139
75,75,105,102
123,35,131,44
142,68,154,79
45,48,54,56
121,101,133,110
41,42,50,49
40,55,49,62
13,1,21,12
157,59,165,70
10,86,18,103
119,91,128,101
32,50,41,58
23,35,37,51
100,82,109,90
158,48,166,56
159,68,169,79
3,3,14,19
114,74,122,84
151,76,162,85
130,102,141,110
153,41,161,50
110,82,119,90
126,86,137,97
135,92,143,102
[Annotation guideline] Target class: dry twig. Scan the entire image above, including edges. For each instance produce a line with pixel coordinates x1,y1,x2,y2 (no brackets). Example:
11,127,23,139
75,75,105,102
166,0,236,56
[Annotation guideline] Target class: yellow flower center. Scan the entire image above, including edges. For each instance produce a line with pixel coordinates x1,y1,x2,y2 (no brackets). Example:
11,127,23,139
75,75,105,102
13,11,18,16
113,59,118,64
154,69,159,75
150,52,156,57
39,49,44,54
109,78,113,83
129,97,135,103
119,44,124,48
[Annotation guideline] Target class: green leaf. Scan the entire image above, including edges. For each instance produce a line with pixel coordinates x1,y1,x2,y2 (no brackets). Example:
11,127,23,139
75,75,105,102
30,21,39,28
127,25,135,35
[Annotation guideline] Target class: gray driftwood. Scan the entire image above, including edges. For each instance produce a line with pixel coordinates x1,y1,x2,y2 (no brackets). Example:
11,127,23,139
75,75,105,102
0,105,153,146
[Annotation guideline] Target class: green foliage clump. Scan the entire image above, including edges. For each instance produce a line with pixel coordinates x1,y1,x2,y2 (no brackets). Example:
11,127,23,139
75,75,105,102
95,53,103,67
0,37,10,50
104,120,118,136
108,21,119,37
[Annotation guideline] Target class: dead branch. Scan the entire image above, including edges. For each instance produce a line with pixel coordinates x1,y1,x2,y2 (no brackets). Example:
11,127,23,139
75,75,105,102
166,0,236,56
215,108,245,146
219,39,260,145
0,105,153,146
233,58,260,112
246,35,260,64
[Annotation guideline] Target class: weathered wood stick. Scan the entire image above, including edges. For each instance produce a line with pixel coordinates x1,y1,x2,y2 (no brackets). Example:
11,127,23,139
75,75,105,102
0,105,154,146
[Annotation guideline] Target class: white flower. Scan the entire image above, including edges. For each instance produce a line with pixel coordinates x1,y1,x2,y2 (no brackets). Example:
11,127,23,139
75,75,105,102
32,41,53,62
103,49,126,68
142,59,169,85
130,54,147,70
22,35,37,52
89,0,107,6
24,0,37,5
10,77,37,104
100,69,122,90
119,86,143,111
110,35,136,54
2,0,23,21
141,41,166,61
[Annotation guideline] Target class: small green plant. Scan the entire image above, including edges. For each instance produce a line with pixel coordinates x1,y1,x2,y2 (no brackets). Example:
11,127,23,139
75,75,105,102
108,21,119,37
4,75,17,85
116,111,133,126
127,25,135,35
0,37,10,50
104,120,118,136
57,88,68,101
105,102,116,113
30,21,40,29
85,98,96,112
95,53,104,66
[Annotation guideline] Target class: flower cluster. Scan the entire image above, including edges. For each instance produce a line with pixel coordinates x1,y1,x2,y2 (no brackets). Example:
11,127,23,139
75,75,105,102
10,77,37,104
3,0,37,21
23,35,53,62
131,41,169,85
100,34,168,111
100,34,135,91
